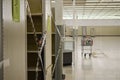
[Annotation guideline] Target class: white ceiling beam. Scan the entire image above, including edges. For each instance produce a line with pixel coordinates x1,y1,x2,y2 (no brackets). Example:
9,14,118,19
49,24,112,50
64,19,120,26
63,1,120,3
64,6,120,8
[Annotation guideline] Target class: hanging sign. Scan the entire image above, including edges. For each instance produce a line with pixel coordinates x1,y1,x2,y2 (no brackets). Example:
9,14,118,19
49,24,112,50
12,0,20,22
47,15,51,33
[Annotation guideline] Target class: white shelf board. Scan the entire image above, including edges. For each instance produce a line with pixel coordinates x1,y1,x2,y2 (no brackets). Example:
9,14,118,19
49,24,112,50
28,67,42,71
27,51,38,53
27,32,42,34
27,13,43,16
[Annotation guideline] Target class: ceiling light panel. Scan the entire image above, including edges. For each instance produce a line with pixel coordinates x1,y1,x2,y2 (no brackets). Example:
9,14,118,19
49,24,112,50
63,0,120,19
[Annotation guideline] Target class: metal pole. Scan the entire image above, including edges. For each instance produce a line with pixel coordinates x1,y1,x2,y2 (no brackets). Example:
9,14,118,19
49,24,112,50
0,0,3,80
55,0,63,79
81,26,87,57
72,0,78,80
55,25,63,80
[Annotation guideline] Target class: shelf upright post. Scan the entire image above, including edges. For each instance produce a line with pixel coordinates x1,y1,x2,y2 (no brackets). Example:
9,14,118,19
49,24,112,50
42,0,52,80
55,0,63,80
0,0,3,80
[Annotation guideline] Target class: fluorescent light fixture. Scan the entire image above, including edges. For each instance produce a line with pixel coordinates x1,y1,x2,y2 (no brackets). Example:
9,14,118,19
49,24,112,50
51,0,55,3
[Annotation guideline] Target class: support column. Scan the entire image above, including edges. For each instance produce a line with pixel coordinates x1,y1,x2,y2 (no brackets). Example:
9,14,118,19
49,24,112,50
55,0,63,80
55,0,63,25
0,0,3,80
42,0,52,80
81,26,87,56
55,25,64,80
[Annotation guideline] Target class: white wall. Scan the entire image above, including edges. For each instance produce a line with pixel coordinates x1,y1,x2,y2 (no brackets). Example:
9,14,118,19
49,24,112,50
66,26,120,36
84,27,120,35
65,27,73,36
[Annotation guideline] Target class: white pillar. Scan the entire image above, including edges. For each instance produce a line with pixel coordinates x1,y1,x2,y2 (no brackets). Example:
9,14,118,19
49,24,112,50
64,19,120,26
55,0,63,25
43,0,52,80
55,0,63,80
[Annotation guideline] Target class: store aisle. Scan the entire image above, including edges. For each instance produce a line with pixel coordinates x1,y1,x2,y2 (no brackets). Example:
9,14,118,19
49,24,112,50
76,37,120,80
64,37,120,80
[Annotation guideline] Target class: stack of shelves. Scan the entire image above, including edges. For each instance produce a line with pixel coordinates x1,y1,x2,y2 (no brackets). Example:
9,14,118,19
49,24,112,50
52,18,55,69
51,7,55,72
27,0,44,80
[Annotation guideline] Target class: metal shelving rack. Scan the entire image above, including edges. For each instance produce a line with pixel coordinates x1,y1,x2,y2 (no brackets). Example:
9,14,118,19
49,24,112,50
0,0,3,79
27,0,44,80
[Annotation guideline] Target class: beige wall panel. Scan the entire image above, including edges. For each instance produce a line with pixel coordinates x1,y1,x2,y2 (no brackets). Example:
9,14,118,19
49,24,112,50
66,26,120,36
86,26,120,35
65,27,73,35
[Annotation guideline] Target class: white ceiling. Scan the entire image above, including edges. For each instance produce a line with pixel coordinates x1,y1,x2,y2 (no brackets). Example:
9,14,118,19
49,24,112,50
62,0,120,19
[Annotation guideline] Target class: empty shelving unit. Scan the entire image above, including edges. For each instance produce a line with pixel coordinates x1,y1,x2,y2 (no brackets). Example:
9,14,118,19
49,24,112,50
27,0,44,80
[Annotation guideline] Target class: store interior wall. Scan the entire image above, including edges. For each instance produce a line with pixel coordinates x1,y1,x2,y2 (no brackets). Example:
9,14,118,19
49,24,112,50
65,26,120,36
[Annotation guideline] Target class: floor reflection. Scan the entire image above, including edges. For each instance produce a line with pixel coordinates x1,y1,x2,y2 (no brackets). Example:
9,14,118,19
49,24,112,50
82,58,92,71
63,37,120,80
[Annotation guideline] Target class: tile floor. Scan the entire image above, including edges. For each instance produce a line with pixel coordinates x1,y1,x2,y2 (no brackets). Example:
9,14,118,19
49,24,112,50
63,37,120,80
